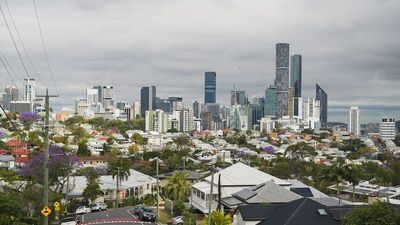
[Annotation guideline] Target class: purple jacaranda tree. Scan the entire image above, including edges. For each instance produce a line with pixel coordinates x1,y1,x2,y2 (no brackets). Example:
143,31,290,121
19,112,41,123
19,145,81,194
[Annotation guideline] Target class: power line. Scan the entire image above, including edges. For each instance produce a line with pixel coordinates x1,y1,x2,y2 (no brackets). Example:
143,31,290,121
3,0,47,88
0,4,31,80
0,50,22,93
32,0,59,96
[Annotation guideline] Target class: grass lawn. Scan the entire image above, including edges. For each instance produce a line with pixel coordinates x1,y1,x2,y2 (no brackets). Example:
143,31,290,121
158,208,173,224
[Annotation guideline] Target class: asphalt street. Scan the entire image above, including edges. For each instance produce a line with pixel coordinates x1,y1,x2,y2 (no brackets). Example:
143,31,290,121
77,207,157,225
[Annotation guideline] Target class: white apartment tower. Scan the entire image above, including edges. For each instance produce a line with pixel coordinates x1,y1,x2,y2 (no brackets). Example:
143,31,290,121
348,106,360,137
379,117,396,141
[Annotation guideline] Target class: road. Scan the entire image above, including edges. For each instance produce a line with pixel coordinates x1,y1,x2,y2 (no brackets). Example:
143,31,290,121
77,207,156,225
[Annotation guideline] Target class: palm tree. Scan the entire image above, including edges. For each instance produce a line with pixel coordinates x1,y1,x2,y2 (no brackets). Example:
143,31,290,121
165,170,191,201
343,164,361,200
108,157,131,206
323,158,346,198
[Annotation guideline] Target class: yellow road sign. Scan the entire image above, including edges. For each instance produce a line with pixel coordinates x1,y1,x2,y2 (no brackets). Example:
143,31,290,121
54,206,60,211
53,201,60,207
41,207,52,217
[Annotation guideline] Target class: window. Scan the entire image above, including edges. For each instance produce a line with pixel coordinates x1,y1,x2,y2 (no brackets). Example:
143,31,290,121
147,184,150,189
201,192,205,200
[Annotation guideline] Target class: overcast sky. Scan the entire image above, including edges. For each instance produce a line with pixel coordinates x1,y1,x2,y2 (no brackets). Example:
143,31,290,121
0,0,399,122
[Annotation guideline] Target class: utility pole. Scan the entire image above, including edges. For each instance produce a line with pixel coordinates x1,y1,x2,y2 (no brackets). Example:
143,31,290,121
208,166,215,225
156,158,159,222
116,167,120,208
38,89,58,225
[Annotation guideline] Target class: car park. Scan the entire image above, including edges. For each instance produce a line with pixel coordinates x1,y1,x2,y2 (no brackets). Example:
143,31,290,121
90,202,107,212
75,206,91,215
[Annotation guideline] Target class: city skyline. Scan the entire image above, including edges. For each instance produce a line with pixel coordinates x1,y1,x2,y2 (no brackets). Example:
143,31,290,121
0,0,399,123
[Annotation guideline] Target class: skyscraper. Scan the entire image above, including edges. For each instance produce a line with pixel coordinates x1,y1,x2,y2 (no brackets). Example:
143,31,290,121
290,54,302,97
348,106,360,137
86,88,98,105
264,85,276,117
93,85,114,108
24,78,35,104
204,72,216,104
140,86,156,116
2,85,19,110
192,101,202,119
275,43,289,118
231,90,247,105
316,84,328,126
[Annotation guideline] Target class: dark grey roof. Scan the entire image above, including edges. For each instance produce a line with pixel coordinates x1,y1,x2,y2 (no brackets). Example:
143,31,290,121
232,181,301,204
237,204,279,221
290,187,313,197
221,196,243,207
257,198,342,225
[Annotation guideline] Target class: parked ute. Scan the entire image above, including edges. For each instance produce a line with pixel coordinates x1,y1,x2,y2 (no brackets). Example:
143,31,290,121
90,202,107,212
75,206,91,215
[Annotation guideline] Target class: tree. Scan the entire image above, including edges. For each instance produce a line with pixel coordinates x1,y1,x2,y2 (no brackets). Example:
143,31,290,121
64,115,85,126
77,139,90,156
183,210,197,225
128,144,140,155
83,180,101,203
342,201,400,225
165,171,191,201
394,135,400,147
284,142,316,160
108,157,131,184
203,210,232,225
131,133,144,145
0,192,35,225
343,164,362,200
322,158,346,197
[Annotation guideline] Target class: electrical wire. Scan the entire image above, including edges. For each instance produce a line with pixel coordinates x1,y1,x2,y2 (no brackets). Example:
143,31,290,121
3,0,46,88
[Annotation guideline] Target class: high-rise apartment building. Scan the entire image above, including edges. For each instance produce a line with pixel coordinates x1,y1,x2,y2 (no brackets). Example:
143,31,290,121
379,117,396,141
204,72,216,104
24,78,35,111
290,55,302,97
348,106,360,137
275,43,289,118
169,96,184,111
316,83,328,126
264,85,276,117
140,86,156,116
132,102,141,118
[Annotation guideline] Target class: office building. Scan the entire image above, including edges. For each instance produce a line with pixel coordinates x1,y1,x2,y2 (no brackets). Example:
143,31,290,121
302,98,321,129
179,109,193,132
316,83,328,126
92,85,114,108
264,85,276,117
293,97,303,118
206,103,220,120
380,117,396,141
2,85,19,110
86,88,98,105
348,106,360,137
275,43,289,118
231,90,247,105
251,103,262,128
204,72,216,104
192,101,202,119
140,86,156,116
132,102,141,118
156,98,172,113
290,54,302,97
116,101,127,110
75,98,89,115
9,101,31,114
169,96,184,111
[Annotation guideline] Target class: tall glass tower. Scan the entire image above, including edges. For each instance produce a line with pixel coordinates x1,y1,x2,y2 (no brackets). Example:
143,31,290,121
275,43,289,118
204,72,216,104
290,54,302,97
316,83,328,126
140,86,156,116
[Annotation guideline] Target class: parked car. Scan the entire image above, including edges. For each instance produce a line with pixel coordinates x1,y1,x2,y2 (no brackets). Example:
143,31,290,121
90,202,107,211
170,216,183,225
61,217,79,225
133,205,146,215
76,206,91,215
138,207,156,222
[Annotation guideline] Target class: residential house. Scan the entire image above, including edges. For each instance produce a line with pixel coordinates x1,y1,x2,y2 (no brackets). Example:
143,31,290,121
0,155,15,169
190,162,291,213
